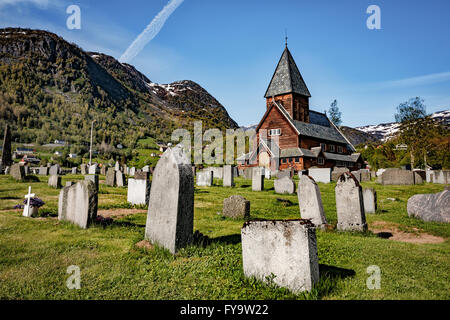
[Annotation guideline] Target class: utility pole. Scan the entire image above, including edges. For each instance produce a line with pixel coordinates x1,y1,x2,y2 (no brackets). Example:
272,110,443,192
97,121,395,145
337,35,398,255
89,120,95,166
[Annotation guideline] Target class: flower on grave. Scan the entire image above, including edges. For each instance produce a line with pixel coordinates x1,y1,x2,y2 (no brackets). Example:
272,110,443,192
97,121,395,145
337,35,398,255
22,197,45,208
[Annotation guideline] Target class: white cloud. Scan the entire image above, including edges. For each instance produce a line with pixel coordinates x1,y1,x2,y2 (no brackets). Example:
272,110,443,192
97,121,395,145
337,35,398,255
0,0,50,8
120,0,184,63
376,71,450,89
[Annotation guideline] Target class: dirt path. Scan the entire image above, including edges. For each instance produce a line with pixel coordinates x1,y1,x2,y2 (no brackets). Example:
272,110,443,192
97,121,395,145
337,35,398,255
369,221,445,244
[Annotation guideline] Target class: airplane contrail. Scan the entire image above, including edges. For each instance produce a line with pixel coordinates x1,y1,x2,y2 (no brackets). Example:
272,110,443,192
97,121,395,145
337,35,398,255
119,0,184,63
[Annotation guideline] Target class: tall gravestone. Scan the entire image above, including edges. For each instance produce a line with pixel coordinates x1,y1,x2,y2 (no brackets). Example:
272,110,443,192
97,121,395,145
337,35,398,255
363,188,377,214
80,164,87,175
196,170,213,187
335,172,367,232
127,178,151,205
252,167,264,191
85,174,99,190
48,175,62,188
39,166,49,176
1,124,12,167
100,165,106,176
308,168,331,183
58,180,98,229
241,220,319,293
223,165,235,187
49,164,60,176
71,167,77,174
116,171,125,187
145,146,194,254
298,175,327,229
88,164,98,175
105,168,116,186
115,161,120,171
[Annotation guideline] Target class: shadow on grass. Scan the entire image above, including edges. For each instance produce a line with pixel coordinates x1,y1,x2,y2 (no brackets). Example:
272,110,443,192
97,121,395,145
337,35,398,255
24,175,40,182
194,190,210,194
308,264,356,299
240,185,251,188
211,233,241,245
0,196,21,200
112,220,145,228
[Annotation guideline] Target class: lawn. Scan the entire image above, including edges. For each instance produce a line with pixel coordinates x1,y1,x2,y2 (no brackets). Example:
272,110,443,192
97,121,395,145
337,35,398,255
0,174,448,300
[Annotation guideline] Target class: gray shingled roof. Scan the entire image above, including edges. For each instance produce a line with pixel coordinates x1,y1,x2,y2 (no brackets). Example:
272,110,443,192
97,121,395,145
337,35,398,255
280,148,317,158
264,47,311,98
323,152,358,163
293,120,348,144
309,111,330,127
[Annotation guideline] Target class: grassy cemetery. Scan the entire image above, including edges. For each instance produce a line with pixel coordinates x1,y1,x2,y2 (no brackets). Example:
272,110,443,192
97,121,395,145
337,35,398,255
0,164,448,300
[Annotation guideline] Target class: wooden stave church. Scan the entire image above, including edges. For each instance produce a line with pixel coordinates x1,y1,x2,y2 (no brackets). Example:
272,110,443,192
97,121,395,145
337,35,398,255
238,45,364,172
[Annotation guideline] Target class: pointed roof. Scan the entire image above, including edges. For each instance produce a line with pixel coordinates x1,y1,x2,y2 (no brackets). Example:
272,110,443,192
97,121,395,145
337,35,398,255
264,47,311,98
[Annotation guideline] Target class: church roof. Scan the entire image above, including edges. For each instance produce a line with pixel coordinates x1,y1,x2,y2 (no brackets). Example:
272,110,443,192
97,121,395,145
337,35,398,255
264,47,311,98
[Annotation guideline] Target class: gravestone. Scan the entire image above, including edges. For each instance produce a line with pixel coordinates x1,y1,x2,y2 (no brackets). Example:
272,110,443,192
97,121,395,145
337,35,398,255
332,167,349,182
222,195,250,219
335,172,367,232
105,168,116,186
1,124,12,167
23,166,29,176
433,170,449,184
274,176,295,194
252,167,264,191
376,168,386,177
116,171,125,187
100,166,106,176
127,178,151,205
71,167,77,174
426,170,434,183
360,170,371,182
380,169,415,185
297,175,327,228
241,220,319,293
362,188,377,214
243,167,253,180
10,163,25,181
80,164,87,175
407,190,449,223
39,166,49,176
58,180,98,229
88,164,98,175
209,167,223,179
135,171,149,180
413,172,424,184
196,170,213,187
264,168,271,179
65,181,73,187
49,164,60,176
351,170,361,182
4,166,9,175
84,174,99,190
308,168,331,184
115,161,120,171
129,167,136,177
233,166,239,178
48,175,62,189
144,145,194,254
142,165,150,172
276,169,292,179
223,165,235,187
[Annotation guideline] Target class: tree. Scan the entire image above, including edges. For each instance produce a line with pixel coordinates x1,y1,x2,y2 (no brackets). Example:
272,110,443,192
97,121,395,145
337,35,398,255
395,97,426,122
328,99,342,126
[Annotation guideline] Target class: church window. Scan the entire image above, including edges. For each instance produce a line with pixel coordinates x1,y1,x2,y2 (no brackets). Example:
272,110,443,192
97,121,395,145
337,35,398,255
318,157,325,165
321,143,326,151
269,129,281,136
337,146,343,153
329,145,335,152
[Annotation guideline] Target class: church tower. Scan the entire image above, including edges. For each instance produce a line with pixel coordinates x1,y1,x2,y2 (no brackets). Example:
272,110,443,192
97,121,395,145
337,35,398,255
264,46,311,123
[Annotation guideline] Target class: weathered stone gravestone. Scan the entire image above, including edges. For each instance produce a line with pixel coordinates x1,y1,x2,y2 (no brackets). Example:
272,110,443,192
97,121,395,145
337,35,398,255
80,164,87,175
298,175,327,229
39,166,49,176
380,169,415,185
85,174,99,190
252,167,264,191
65,181,73,187
426,170,434,183
116,171,126,187
276,169,292,179
351,170,361,182
115,161,120,171
362,188,377,214
196,170,213,187
23,165,29,176
49,164,60,176
335,172,367,232
243,167,253,180
58,180,98,229
208,167,223,179
264,168,271,179
222,195,250,219
88,164,98,175
308,168,331,184
100,166,106,176
145,146,194,254
241,220,319,293
129,167,136,177
332,167,349,182
127,178,151,205
413,172,424,184
4,166,10,175
48,175,62,188
274,176,295,194
376,168,386,177
233,166,239,178
10,163,25,181
407,190,449,223
360,170,371,182
433,170,449,184
135,170,149,180
105,168,116,186
223,165,235,187
142,165,150,172
71,167,77,174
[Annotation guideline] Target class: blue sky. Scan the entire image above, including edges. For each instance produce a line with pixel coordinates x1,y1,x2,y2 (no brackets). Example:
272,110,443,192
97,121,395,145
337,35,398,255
1,0,449,127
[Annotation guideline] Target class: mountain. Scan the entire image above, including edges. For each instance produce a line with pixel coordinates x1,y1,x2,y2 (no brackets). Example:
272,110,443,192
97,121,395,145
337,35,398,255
0,28,238,148
338,126,380,146
356,110,450,142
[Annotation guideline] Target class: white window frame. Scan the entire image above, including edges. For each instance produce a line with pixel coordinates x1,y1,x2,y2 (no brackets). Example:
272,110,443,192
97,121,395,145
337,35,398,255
318,157,325,165
269,128,281,136
320,143,326,151
329,145,335,152
337,146,343,154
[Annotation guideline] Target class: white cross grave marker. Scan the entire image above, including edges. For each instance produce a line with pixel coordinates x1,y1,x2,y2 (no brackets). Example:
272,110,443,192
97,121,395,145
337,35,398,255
23,186,35,217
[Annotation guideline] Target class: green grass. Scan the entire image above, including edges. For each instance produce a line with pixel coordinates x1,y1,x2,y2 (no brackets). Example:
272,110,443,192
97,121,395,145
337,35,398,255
0,174,448,300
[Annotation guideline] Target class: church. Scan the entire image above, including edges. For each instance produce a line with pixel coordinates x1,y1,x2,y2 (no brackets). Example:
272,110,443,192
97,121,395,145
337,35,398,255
238,45,364,172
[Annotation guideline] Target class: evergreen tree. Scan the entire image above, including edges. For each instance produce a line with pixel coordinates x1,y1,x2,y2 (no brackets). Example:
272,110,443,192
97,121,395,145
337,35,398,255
328,99,342,126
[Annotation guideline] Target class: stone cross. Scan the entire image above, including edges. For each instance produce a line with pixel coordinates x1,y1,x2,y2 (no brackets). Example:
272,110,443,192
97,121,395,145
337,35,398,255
23,186,35,217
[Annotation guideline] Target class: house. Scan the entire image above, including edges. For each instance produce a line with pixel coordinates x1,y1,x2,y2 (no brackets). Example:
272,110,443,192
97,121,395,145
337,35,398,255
68,153,77,158
241,45,364,172
14,148,34,156
54,151,62,156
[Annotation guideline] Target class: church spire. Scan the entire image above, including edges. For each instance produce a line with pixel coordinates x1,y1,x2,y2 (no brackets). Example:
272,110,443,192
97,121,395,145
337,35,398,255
264,46,311,98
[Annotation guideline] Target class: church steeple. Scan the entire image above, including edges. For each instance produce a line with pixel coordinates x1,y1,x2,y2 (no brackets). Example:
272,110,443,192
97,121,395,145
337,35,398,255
264,47,311,99
264,46,311,122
